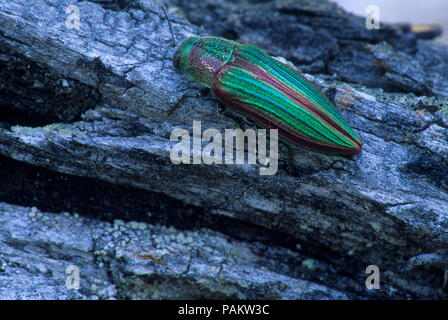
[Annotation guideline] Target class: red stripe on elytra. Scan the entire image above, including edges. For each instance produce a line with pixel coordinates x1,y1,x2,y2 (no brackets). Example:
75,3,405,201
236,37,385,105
232,55,360,147
212,83,361,155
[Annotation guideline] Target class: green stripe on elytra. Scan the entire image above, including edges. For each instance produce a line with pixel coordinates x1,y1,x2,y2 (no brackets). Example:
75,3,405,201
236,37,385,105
219,67,355,147
237,46,359,141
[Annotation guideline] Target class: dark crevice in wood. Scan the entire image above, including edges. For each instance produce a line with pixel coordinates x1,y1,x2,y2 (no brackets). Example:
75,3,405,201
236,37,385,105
0,40,101,127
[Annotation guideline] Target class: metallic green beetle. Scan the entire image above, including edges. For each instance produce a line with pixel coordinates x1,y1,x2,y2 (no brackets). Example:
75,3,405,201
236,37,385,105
173,36,362,155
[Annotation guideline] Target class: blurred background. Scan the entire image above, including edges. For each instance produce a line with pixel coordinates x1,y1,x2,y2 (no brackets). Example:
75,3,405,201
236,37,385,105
332,0,448,44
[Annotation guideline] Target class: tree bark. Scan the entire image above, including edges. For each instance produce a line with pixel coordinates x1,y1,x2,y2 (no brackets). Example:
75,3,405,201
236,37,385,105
0,0,447,299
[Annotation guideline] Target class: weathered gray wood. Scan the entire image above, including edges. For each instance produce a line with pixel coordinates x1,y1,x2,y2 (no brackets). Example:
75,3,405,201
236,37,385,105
2,202,350,299
0,0,447,298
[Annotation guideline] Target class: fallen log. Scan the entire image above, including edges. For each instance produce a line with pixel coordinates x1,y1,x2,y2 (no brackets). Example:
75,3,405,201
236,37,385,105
0,0,447,299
